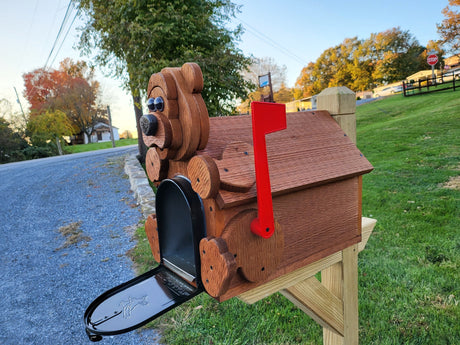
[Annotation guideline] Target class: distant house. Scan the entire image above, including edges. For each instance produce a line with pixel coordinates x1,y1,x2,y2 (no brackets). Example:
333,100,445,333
444,55,460,70
355,91,373,100
70,122,119,145
285,96,316,113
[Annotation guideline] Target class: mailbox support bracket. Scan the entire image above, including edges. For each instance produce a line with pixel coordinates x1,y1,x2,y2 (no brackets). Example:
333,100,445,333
238,217,376,345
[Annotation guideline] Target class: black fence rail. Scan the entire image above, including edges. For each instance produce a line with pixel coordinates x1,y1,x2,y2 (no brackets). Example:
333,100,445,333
403,71,459,97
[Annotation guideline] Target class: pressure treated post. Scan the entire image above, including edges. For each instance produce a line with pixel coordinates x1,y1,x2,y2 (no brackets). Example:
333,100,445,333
317,86,357,144
317,86,359,345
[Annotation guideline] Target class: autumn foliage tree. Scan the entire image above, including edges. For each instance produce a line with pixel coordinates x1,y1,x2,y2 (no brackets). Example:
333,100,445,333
23,58,107,143
26,110,75,154
295,27,426,98
437,0,460,57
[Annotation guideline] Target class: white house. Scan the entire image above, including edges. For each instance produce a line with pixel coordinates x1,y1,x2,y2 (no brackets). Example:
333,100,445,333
86,122,119,144
70,122,119,145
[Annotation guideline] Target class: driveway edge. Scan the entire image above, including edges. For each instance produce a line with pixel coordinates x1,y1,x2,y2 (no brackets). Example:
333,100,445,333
124,154,156,218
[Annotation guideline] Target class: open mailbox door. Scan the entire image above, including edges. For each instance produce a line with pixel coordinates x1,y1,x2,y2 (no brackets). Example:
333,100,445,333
84,176,206,341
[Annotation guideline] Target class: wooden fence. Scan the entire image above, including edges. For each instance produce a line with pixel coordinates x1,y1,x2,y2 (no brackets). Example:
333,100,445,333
403,70,459,97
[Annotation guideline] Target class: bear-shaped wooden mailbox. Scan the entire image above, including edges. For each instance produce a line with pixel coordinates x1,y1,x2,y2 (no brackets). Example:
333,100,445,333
84,63,375,344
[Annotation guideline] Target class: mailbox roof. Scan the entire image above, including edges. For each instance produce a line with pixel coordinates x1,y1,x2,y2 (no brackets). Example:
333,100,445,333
199,110,373,209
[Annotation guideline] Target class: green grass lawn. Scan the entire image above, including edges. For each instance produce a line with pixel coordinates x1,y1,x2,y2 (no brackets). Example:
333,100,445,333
130,91,459,344
64,138,137,154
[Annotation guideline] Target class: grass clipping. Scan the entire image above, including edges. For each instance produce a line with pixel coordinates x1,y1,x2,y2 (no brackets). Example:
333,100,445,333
56,221,91,251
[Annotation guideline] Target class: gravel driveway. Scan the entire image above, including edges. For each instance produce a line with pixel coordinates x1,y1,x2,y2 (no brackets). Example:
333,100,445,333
0,146,159,345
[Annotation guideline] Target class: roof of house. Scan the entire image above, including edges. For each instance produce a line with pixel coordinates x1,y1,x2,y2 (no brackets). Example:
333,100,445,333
93,122,118,130
199,110,373,209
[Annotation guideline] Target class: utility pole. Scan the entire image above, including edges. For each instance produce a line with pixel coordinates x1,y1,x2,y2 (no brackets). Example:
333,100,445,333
13,86,27,125
107,105,116,148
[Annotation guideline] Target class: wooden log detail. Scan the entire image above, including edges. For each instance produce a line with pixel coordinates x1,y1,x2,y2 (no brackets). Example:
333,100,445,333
188,142,255,199
217,142,255,193
200,236,237,297
145,148,168,182
222,209,284,283
145,214,161,263
188,155,220,199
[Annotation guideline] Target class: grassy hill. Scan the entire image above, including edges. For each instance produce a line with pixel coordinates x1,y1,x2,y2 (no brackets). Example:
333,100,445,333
131,91,459,344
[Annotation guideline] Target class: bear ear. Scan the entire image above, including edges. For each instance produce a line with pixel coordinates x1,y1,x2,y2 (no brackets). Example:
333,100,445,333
181,63,204,94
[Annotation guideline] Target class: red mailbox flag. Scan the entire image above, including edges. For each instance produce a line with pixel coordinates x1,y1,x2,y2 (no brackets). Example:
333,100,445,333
250,102,287,238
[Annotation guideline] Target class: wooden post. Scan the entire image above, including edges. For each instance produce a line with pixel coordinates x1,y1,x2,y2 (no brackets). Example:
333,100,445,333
318,86,357,344
317,87,357,144
238,219,376,344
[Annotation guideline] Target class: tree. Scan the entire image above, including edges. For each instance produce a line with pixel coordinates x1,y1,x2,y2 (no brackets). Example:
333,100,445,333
273,83,294,103
23,59,107,143
437,0,460,57
0,117,28,163
26,110,75,155
120,130,133,139
243,57,288,91
75,0,253,159
295,28,426,97
237,57,288,113
371,28,425,84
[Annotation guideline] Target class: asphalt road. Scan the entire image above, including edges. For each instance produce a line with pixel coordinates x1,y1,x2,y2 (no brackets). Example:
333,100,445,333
0,146,159,345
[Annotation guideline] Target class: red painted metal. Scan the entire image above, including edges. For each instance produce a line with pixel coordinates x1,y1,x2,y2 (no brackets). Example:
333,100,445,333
427,54,438,66
250,102,287,238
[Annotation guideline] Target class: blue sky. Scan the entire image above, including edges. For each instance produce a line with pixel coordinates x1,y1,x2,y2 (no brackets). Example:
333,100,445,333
0,0,450,133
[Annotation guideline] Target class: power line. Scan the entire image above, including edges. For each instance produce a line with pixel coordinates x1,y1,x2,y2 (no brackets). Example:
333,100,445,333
43,0,74,70
237,17,308,66
49,8,80,68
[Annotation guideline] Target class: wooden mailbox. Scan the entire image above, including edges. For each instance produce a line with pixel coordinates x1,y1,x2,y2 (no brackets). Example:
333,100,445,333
143,63,373,301
84,62,375,344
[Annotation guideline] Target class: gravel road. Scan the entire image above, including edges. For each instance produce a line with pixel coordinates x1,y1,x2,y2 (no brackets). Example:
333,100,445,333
0,146,159,345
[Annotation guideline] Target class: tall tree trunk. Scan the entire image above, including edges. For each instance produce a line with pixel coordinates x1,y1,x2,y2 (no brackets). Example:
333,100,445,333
132,93,147,163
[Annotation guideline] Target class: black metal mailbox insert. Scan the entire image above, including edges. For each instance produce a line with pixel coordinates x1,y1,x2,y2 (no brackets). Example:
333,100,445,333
84,176,206,341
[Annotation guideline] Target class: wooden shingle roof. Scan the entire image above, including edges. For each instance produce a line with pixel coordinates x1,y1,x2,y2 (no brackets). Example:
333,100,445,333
199,110,373,209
